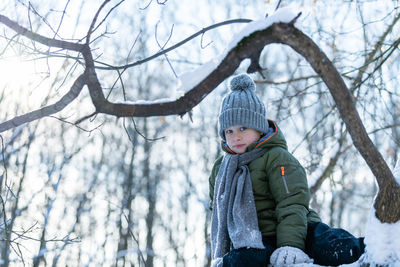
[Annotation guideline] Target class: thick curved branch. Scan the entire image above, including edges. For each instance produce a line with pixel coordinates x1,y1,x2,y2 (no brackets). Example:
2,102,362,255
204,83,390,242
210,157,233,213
0,14,252,122
1,10,397,210
95,22,396,193
0,74,86,132
271,23,395,189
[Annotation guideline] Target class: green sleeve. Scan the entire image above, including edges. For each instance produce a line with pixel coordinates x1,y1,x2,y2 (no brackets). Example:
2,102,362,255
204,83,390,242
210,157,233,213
209,156,223,211
267,148,310,251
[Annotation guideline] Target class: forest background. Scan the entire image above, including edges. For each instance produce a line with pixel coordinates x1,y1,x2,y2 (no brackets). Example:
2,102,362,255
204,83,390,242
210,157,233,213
1,0,400,266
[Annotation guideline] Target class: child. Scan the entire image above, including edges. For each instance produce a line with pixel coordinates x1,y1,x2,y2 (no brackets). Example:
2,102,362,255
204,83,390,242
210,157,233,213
209,73,365,267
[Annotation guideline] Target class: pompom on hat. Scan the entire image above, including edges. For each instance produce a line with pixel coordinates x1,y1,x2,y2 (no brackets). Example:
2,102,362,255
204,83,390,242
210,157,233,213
218,73,269,140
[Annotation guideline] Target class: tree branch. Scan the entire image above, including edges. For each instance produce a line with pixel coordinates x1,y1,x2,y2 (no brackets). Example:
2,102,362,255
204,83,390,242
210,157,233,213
88,22,397,203
0,73,86,133
352,12,400,91
0,14,85,52
270,23,395,189
1,11,398,217
95,18,252,70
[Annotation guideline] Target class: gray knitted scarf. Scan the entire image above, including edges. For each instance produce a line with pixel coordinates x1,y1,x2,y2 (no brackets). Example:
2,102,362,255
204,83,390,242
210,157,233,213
211,148,265,263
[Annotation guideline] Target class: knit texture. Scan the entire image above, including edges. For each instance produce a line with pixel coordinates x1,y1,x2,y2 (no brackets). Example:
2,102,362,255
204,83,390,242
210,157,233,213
270,246,313,266
219,74,269,140
211,148,265,264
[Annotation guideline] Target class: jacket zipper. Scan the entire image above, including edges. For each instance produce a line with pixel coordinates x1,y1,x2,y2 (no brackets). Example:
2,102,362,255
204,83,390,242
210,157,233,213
281,166,290,194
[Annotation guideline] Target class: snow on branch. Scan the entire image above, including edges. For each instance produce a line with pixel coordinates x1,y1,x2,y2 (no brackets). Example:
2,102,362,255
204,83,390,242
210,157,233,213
0,7,399,215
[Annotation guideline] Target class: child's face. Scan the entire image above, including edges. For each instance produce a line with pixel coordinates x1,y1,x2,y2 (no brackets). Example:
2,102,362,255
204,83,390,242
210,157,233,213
224,126,262,154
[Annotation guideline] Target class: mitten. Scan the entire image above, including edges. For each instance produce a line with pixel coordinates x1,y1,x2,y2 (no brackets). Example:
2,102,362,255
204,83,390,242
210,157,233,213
270,246,313,266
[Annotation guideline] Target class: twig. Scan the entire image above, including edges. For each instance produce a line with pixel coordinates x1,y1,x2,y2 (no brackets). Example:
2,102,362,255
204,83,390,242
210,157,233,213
90,0,126,39
352,12,400,92
102,30,142,102
126,30,142,64
0,195,8,239
25,2,63,39
354,37,400,92
74,111,98,126
129,118,165,142
140,0,168,10
53,0,71,39
86,0,111,44
140,0,153,10
0,33,19,56
0,73,86,133
0,135,7,187
96,18,252,70
49,115,103,134
16,242,25,265
275,0,282,11
155,21,177,77
289,12,302,25
122,213,146,266
200,32,213,49
292,108,335,154
255,74,320,85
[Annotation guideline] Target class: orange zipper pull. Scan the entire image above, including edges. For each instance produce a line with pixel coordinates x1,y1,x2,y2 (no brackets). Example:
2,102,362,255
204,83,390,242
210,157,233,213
280,166,290,194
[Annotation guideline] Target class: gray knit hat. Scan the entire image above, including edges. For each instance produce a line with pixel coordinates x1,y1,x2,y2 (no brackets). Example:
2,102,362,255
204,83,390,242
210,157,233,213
218,73,269,140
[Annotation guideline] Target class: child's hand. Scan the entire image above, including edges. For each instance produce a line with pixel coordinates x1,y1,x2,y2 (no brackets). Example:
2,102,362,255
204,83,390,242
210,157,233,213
270,246,313,266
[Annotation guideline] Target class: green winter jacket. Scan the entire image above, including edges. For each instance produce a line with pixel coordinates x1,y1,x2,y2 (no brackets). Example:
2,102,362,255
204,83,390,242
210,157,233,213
209,120,321,251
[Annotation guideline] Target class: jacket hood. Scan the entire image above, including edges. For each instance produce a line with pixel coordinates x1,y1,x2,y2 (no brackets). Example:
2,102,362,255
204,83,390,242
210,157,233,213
221,120,288,154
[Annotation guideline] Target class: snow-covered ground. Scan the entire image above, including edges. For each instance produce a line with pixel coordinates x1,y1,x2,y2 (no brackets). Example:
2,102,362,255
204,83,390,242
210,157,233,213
251,7,400,267
351,159,400,266
187,5,400,266
276,159,400,266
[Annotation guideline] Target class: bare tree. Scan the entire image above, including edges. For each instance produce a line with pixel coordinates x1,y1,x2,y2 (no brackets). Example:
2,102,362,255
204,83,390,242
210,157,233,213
1,1,400,266
33,124,82,267
0,125,36,266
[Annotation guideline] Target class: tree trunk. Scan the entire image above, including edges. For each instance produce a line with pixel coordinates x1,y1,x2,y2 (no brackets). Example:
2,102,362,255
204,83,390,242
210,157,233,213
374,179,400,223
143,119,156,267
116,144,136,266
262,23,400,223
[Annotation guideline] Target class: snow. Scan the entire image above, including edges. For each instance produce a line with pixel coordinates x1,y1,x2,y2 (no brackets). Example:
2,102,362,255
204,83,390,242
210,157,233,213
352,162,400,266
307,162,400,267
128,98,178,105
106,5,400,266
131,6,303,106
175,59,219,98
177,6,400,265
358,209,400,266
223,6,301,56
393,158,400,185
266,157,400,267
